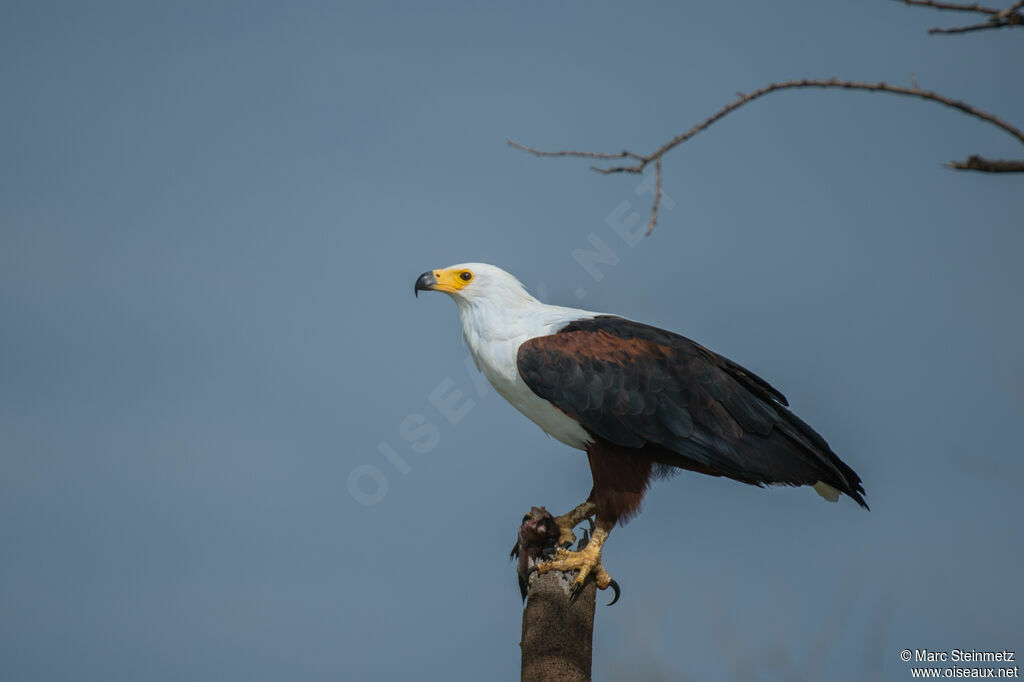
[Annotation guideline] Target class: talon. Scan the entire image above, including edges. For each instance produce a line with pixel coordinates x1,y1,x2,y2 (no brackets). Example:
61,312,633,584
606,579,621,606
535,525,618,604
519,506,620,604
569,579,586,603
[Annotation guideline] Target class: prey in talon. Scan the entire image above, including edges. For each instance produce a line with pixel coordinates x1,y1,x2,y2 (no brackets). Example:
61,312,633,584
512,505,620,605
510,506,559,601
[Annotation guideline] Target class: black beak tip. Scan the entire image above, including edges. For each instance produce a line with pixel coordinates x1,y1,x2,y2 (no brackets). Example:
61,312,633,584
414,271,437,298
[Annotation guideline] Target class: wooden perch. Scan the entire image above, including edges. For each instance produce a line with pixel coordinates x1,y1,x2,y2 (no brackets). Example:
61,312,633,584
513,506,598,681
520,559,597,682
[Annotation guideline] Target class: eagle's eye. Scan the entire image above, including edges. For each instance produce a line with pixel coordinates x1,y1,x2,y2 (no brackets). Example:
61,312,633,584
459,271,473,282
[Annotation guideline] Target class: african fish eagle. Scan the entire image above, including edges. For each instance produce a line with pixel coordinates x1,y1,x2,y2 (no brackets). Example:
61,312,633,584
415,263,867,600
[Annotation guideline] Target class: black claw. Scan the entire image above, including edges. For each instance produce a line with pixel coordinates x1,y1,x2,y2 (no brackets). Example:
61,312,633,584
526,565,539,578
569,580,585,603
540,546,558,560
559,541,573,550
576,529,589,551
586,517,596,534
606,579,621,606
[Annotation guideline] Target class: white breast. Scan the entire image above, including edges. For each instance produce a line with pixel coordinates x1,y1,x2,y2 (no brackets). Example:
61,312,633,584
458,301,596,450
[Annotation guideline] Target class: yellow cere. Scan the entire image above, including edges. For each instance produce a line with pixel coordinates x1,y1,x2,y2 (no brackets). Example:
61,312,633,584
431,268,474,293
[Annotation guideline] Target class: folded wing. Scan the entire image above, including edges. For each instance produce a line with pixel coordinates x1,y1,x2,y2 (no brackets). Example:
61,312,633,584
516,316,866,507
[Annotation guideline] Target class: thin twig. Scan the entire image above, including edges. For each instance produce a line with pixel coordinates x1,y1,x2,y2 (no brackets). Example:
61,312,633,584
996,0,1024,18
509,78,1024,233
506,142,642,164
647,158,662,235
928,19,1018,31
898,0,1000,15
945,156,1024,171
898,0,1024,33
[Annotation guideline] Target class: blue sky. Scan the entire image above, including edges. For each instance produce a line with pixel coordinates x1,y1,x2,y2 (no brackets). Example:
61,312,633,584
2,2,1021,680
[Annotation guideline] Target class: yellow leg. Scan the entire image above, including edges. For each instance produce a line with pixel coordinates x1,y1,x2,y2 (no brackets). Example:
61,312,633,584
551,501,596,547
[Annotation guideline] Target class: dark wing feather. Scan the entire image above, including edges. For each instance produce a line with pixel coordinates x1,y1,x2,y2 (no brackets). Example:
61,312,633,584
517,316,867,507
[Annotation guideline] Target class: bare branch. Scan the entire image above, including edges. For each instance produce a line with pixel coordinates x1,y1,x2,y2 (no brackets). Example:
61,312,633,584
509,78,1023,232
646,158,663,235
928,19,1017,31
649,80,1024,162
898,0,1024,33
945,155,1024,171
996,0,1024,18
506,141,642,164
929,15,1023,31
898,0,1001,15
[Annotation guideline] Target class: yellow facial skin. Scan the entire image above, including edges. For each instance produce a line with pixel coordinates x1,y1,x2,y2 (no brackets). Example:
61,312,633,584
428,268,474,294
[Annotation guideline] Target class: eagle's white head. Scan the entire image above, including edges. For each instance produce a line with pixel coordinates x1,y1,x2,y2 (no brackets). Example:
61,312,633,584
414,262,598,450
413,262,538,311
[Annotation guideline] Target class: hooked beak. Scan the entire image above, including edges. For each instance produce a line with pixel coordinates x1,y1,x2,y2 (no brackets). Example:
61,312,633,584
414,271,438,297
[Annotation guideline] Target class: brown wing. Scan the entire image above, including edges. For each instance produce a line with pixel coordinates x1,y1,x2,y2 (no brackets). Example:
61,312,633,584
516,316,866,507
